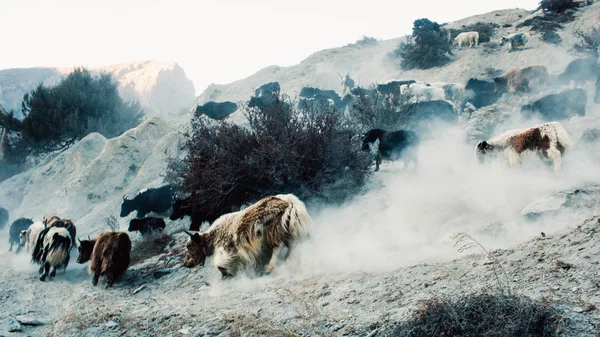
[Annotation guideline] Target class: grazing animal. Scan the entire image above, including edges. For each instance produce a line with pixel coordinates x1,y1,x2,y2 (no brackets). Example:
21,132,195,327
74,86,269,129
9,218,33,252
501,33,529,51
0,207,8,230
339,73,355,96
430,82,466,106
521,88,586,121
465,91,503,109
195,101,238,120
128,217,166,236
465,78,496,94
170,198,221,231
183,194,312,277
475,122,572,175
362,129,420,171
298,87,341,110
31,227,72,281
454,31,479,48
404,100,458,126
76,232,132,288
120,184,174,218
249,82,281,108
494,66,549,93
558,58,599,86
400,83,445,102
20,221,46,253
377,80,416,97
44,216,77,248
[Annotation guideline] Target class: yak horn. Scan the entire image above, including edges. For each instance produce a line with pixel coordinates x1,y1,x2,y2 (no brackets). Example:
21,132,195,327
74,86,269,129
183,230,194,237
88,235,91,240
78,238,82,243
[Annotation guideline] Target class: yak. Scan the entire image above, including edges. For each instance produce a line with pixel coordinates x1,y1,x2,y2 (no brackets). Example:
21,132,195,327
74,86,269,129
77,231,132,288
475,122,572,175
9,218,33,253
128,217,166,236
0,207,8,230
183,194,312,277
32,226,72,281
170,198,222,231
120,184,174,218
362,129,420,172
521,88,586,121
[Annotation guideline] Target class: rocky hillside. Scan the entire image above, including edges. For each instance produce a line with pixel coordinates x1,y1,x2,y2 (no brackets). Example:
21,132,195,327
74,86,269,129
195,5,600,122
1,2,600,336
0,60,196,119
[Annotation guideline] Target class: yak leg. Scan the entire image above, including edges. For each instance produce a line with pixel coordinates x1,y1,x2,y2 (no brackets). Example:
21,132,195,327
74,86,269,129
15,244,22,254
8,242,13,252
284,243,293,260
547,148,562,176
105,271,114,289
40,263,50,281
265,245,284,275
49,266,57,279
375,153,381,172
92,270,101,286
38,265,44,274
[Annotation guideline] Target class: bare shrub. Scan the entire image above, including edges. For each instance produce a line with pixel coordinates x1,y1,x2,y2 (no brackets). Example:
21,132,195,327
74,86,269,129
345,86,411,133
483,66,504,78
452,232,511,295
574,27,600,54
384,293,565,337
540,0,578,13
347,36,378,47
105,215,119,232
130,232,174,265
168,94,371,222
517,11,573,45
542,30,563,44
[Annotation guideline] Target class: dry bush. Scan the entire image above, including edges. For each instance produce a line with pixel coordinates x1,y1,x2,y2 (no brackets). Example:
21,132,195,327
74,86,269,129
105,215,119,232
168,93,371,223
130,232,175,265
574,27,600,54
345,86,412,133
452,232,511,295
385,293,565,337
540,0,578,13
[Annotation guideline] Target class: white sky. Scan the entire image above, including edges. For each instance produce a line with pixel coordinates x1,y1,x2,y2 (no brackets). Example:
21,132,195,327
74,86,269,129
1,0,539,95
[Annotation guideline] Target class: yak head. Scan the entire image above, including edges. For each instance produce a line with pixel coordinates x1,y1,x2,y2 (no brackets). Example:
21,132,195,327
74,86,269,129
128,218,143,232
19,230,27,246
475,141,495,163
183,231,211,268
120,196,135,217
76,237,96,264
170,199,189,221
361,129,385,151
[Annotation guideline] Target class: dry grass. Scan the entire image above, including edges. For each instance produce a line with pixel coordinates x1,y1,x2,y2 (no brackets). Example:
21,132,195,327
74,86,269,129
452,232,511,295
105,215,119,232
385,293,565,337
130,232,175,265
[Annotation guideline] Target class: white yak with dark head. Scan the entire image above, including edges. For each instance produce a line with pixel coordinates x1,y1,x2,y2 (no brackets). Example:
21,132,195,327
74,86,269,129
475,122,572,175
31,225,72,281
182,194,312,278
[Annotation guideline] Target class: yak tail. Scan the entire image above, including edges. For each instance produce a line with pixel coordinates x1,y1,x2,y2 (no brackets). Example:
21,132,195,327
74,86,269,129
46,234,71,268
31,227,50,264
546,122,573,150
276,194,313,240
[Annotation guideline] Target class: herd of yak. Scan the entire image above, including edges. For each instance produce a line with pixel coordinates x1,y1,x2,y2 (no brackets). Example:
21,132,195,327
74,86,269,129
0,185,314,288
0,46,599,288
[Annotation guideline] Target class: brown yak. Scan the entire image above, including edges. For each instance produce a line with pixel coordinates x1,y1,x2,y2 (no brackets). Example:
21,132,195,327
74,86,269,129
494,65,549,93
76,232,132,288
183,194,312,277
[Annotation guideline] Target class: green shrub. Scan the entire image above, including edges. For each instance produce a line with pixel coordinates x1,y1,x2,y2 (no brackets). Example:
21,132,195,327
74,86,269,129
394,18,452,70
